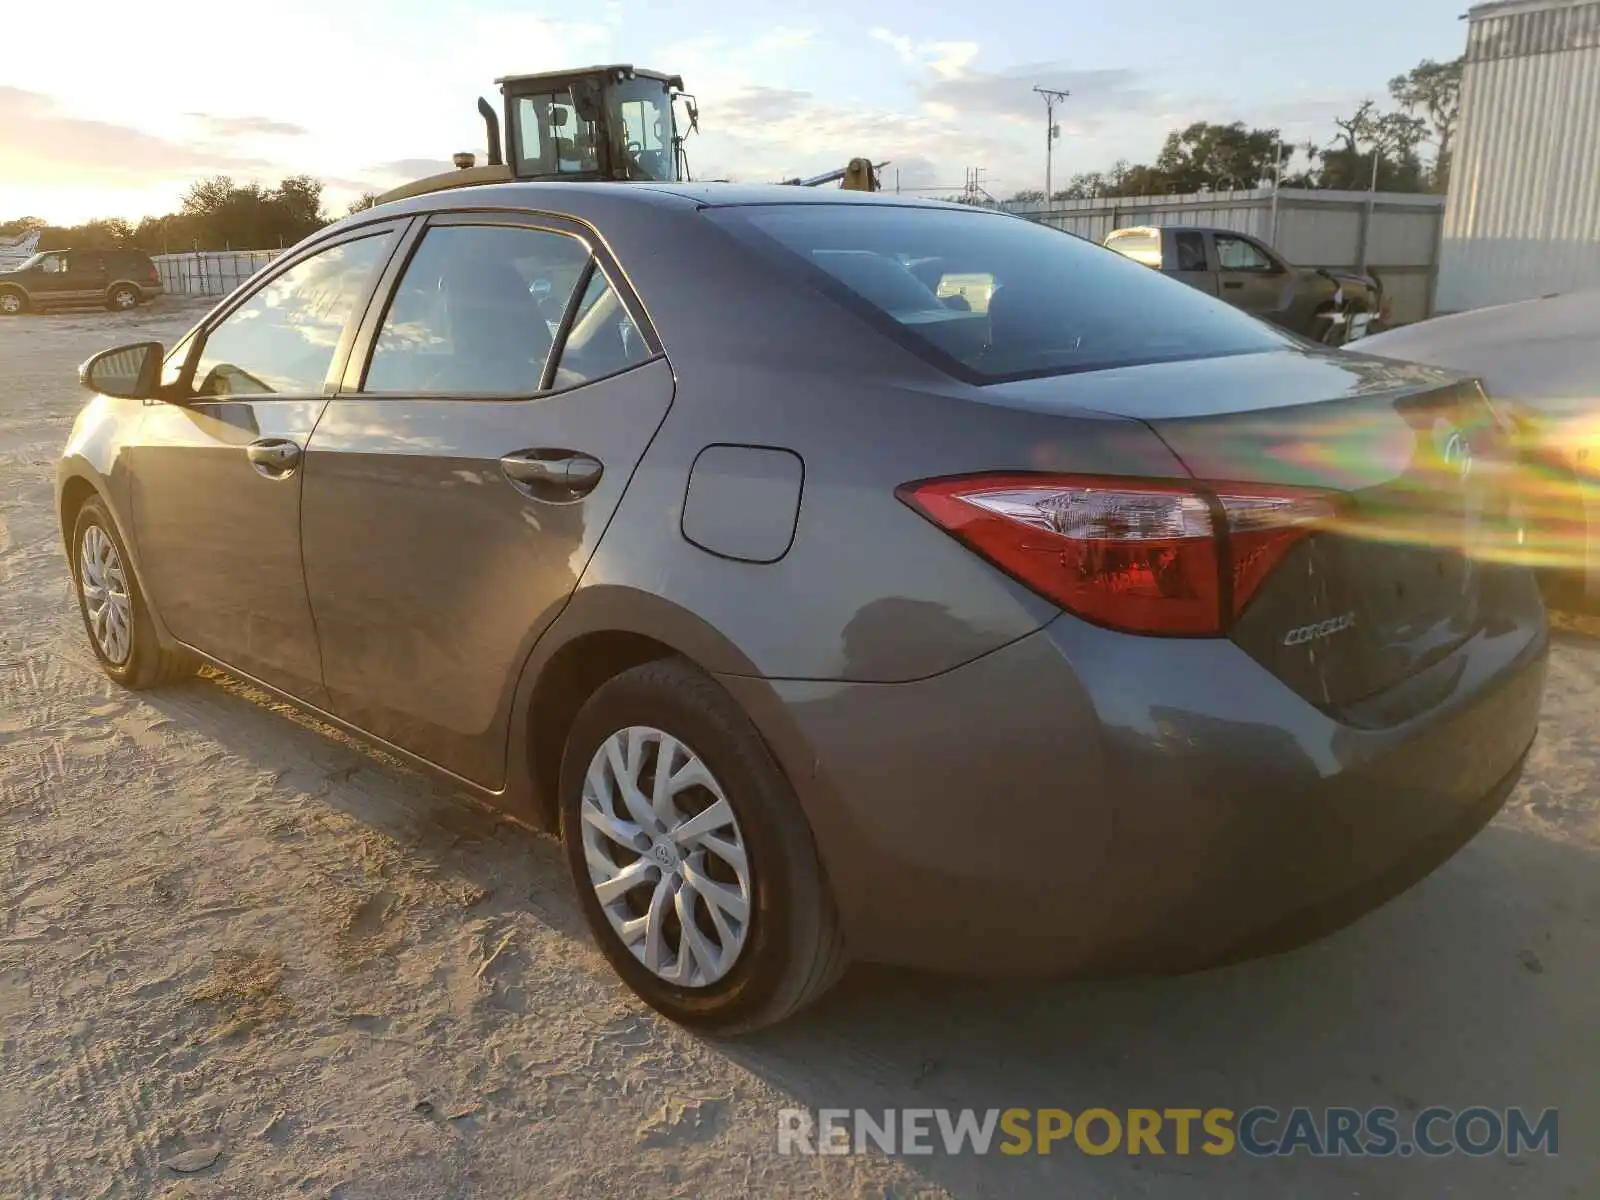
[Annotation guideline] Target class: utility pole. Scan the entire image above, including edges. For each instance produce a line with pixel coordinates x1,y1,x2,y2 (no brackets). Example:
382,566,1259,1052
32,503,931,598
1033,86,1070,203
1269,132,1283,247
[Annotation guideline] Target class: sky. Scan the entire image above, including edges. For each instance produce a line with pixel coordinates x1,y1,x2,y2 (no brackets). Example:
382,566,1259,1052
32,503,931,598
2,0,1473,225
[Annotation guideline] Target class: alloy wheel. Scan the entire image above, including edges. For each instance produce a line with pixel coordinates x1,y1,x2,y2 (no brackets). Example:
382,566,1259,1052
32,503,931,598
112,288,137,310
79,524,132,665
0,293,20,315
579,726,752,987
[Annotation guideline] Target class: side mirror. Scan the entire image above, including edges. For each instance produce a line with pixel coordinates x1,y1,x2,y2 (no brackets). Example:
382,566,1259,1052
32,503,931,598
79,341,163,400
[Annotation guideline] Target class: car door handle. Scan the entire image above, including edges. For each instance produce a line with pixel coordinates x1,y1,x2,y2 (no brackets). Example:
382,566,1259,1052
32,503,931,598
500,450,604,499
246,437,302,477
1223,280,1244,290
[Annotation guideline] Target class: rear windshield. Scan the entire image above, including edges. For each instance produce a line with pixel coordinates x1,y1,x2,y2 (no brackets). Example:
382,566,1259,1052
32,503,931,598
708,204,1290,382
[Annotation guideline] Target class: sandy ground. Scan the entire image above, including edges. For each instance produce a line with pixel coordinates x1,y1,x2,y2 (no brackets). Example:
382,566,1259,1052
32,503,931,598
0,300,1597,1200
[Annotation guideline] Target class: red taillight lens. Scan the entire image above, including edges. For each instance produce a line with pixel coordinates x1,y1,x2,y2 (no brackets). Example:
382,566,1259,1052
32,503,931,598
898,474,1336,636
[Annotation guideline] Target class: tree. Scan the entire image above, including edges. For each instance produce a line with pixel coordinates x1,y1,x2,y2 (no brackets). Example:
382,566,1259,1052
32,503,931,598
1154,121,1290,193
1008,188,1046,204
1312,100,1428,191
345,190,381,216
1389,56,1463,191
0,216,46,240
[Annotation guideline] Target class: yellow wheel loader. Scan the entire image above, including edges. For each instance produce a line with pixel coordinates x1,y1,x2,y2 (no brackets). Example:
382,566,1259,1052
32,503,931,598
376,64,883,205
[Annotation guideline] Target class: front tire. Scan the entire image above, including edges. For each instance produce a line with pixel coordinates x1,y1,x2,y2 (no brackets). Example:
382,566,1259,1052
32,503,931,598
558,659,846,1033
0,288,26,316
107,284,140,312
71,497,195,689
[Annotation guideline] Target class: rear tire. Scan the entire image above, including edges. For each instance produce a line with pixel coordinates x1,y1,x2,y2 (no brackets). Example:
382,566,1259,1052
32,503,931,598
0,287,27,316
71,497,196,689
106,284,140,312
558,658,846,1033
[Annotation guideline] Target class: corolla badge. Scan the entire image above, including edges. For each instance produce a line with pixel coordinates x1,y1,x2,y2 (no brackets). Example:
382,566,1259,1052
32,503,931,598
1282,611,1356,647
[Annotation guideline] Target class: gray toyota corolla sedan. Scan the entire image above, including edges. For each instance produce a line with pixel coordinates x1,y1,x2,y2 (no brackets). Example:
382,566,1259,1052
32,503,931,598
58,183,1548,1031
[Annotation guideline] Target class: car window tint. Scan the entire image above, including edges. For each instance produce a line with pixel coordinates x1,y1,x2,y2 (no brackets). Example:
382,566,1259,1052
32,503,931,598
1174,231,1208,271
364,224,590,395
191,233,393,398
551,268,650,387
712,205,1288,381
1216,235,1272,271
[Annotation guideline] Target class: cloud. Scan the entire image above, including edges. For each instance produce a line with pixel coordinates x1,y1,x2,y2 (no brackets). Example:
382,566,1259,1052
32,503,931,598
915,60,1167,133
188,113,308,138
369,157,459,180
756,27,813,52
869,29,980,80
0,87,266,186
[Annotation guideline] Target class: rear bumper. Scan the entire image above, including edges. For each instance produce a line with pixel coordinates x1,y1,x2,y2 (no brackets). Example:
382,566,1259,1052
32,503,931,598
722,607,1548,975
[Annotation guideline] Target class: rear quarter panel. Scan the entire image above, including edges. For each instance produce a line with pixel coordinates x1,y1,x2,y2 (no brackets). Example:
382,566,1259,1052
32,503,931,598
561,200,1192,682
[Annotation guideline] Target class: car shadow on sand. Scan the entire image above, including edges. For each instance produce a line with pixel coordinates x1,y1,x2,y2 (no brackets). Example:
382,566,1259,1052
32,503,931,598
131,651,1598,1200
722,818,1599,1198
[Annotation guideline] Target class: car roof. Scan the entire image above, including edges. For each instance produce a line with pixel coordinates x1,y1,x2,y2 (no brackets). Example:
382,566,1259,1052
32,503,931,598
376,180,974,215
314,180,997,245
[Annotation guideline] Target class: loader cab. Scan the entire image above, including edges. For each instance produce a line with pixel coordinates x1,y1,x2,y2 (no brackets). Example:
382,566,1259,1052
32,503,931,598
500,65,689,183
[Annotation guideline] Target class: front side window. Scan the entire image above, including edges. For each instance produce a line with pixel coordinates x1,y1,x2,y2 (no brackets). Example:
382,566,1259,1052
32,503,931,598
364,224,591,395
610,77,674,181
712,205,1290,382
40,254,65,274
1215,235,1274,272
190,232,393,398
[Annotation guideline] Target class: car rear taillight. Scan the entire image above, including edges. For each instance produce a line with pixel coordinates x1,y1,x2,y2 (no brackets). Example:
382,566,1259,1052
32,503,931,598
146,264,160,283
898,474,1338,636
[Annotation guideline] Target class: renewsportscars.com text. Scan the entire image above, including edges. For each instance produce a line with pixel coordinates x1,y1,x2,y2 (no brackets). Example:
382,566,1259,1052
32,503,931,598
777,1106,1559,1158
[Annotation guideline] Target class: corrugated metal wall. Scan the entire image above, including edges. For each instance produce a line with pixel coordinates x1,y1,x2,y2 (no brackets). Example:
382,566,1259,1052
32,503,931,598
152,250,283,296
1005,189,1446,324
1436,0,1600,311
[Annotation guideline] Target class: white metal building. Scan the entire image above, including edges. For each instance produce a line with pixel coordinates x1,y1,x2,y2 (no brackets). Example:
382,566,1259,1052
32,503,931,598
1436,0,1600,312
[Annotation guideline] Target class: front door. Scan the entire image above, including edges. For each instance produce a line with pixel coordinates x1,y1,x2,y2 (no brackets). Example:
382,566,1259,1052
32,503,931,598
129,225,402,701
300,214,672,787
27,252,72,305
1213,233,1290,325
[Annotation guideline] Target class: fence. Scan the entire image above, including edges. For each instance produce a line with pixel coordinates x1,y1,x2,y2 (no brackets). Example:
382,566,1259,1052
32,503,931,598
1002,188,1448,325
153,250,285,297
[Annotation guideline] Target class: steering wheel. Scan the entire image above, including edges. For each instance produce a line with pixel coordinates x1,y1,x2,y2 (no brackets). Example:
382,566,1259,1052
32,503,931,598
627,141,643,155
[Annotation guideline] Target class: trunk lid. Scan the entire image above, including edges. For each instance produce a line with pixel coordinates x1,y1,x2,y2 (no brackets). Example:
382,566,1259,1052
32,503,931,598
986,348,1533,715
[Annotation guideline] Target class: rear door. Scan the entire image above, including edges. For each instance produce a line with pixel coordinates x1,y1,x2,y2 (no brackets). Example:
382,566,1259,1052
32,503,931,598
63,251,107,303
1166,229,1217,296
300,211,672,787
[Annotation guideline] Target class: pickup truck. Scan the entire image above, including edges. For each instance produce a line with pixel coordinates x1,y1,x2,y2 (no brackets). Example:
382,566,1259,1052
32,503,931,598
1103,225,1382,345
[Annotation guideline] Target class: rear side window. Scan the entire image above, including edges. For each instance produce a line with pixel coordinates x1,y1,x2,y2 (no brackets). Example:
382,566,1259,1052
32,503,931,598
1106,230,1160,267
550,268,650,387
363,223,640,395
1174,231,1208,271
711,205,1289,382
